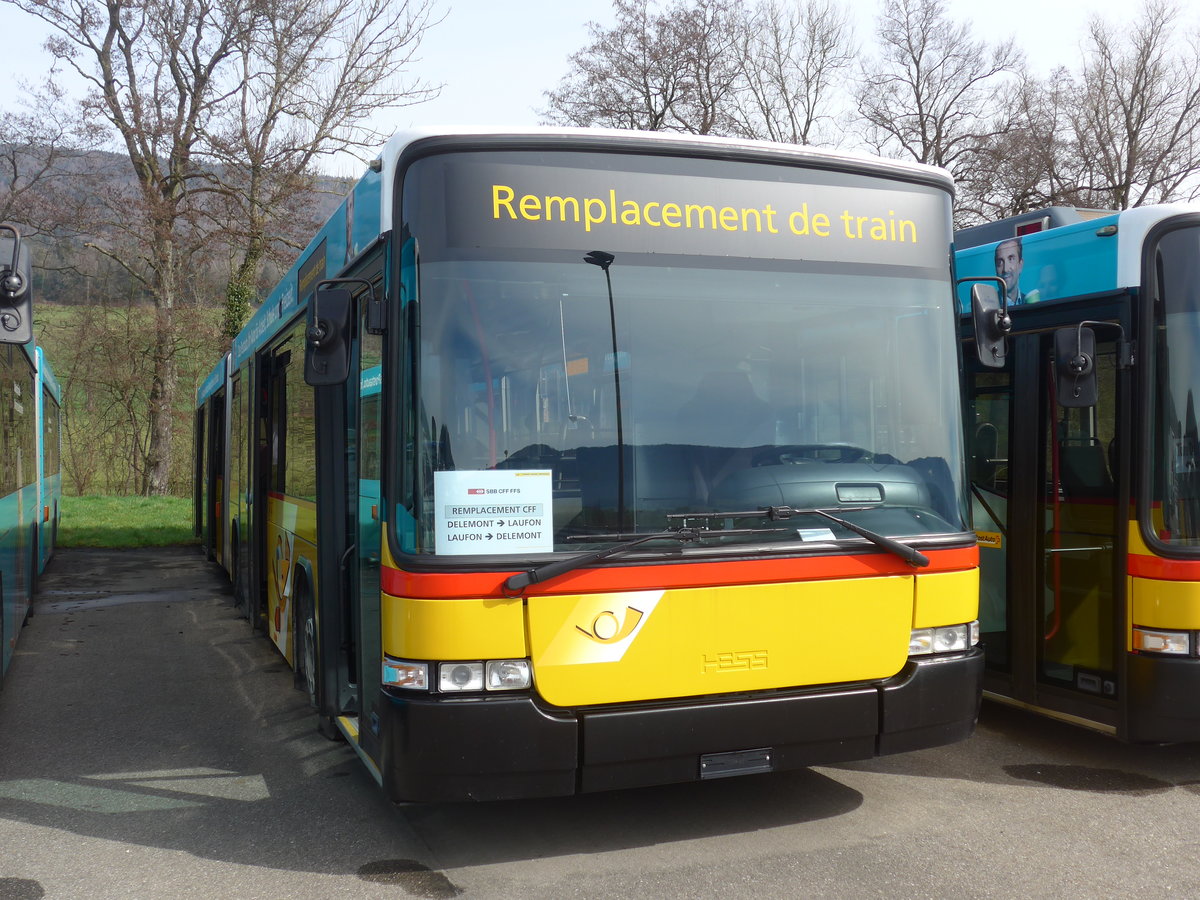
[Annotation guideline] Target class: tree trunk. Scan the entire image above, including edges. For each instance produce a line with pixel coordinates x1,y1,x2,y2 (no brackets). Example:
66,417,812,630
145,304,178,496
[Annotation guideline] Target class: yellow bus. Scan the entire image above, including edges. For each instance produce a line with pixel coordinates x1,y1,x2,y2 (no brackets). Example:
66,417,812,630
196,128,982,801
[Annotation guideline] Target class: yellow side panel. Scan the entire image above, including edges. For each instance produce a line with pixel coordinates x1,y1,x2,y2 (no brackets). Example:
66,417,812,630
1128,522,1152,556
266,495,318,664
527,576,914,708
382,594,528,660
1131,577,1200,630
1127,522,1200,644
912,569,979,628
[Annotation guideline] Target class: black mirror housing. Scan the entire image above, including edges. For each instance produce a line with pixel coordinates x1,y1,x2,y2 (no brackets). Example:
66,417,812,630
304,287,354,386
0,230,33,345
1054,326,1098,408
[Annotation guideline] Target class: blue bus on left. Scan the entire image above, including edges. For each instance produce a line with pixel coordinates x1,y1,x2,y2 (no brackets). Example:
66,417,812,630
1,224,60,687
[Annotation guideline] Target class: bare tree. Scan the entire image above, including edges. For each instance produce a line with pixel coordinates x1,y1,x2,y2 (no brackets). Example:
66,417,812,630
1068,0,1200,209
955,68,1069,223
541,0,746,136
666,0,745,136
542,0,690,131
202,0,441,338
855,0,1021,176
4,0,443,493
0,77,104,235
731,0,855,146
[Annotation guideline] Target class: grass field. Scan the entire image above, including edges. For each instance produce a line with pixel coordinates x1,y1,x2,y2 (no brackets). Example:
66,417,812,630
58,495,198,548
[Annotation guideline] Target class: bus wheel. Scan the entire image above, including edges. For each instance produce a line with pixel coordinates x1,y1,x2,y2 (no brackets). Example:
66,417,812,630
295,581,319,709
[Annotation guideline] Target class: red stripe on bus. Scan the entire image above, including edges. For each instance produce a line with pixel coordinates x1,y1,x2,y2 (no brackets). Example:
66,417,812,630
381,546,979,600
1128,553,1200,581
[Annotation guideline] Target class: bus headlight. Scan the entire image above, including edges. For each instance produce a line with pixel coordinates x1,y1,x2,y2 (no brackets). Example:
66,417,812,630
486,659,532,691
439,662,485,692
384,658,534,693
909,621,979,656
1133,627,1191,656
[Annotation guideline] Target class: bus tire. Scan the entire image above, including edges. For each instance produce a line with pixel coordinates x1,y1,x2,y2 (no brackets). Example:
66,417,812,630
294,578,319,710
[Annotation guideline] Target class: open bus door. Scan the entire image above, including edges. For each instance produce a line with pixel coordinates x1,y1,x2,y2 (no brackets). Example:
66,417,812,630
966,299,1132,731
303,275,384,762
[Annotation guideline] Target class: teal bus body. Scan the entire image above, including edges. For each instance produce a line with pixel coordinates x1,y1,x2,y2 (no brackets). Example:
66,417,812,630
35,346,62,575
1,340,60,685
1,340,38,683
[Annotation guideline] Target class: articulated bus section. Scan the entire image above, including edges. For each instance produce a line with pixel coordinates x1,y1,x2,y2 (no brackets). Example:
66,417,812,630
198,128,983,801
1,225,56,688
959,204,1200,741
0,342,37,684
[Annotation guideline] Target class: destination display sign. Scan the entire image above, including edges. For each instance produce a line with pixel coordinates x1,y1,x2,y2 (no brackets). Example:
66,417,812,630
434,469,554,556
419,154,949,269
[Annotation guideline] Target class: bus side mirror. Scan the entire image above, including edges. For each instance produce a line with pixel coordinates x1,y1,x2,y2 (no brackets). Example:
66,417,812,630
0,228,33,346
1055,326,1098,408
970,281,1010,369
304,287,353,386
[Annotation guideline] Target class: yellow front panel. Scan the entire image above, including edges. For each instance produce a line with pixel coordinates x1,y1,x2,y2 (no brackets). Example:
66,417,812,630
527,576,914,707
912,569,979,628
381,594,527,660
1131,577,1200,630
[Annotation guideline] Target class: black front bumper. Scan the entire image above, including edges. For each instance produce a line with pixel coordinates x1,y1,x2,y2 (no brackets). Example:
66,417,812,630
379,647,984,802
1126,652,1200,743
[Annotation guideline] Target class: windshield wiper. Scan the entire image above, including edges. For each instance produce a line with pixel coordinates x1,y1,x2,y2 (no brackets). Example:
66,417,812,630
501,525,787,596
502,505,929,596
672,506,930,568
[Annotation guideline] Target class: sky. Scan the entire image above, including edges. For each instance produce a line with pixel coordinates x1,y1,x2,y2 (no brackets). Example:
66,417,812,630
0,0,1183,176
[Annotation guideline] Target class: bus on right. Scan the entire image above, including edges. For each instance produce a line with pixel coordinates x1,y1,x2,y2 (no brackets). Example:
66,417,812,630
957,203,1200,742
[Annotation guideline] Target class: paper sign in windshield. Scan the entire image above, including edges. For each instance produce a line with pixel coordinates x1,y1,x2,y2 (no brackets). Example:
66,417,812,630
435,470,554,556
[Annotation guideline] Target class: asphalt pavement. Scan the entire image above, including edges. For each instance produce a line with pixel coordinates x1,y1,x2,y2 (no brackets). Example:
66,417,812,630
5,547,1200,900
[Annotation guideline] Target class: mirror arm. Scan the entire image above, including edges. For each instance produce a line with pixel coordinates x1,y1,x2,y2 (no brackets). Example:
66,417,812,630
310,278,374,346
1076,319,1134,369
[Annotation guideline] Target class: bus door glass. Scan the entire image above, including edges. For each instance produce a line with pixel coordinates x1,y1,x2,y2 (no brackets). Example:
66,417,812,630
969,369,1012,671
230,371,251,613
354,312,383,760
1041,335,1119,698
969,326,1120,709
206,389,226,563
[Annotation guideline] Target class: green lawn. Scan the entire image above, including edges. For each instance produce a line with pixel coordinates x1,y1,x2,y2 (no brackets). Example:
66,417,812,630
58,495,198,548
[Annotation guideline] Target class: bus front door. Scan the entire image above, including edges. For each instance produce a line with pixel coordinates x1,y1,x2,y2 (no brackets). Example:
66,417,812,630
969,321,1123,730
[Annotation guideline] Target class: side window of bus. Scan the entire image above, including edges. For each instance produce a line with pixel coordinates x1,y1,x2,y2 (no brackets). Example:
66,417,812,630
361,395,380,481
270,348,289,493
283,325,317,502
42,390,59,476
1,347,12,494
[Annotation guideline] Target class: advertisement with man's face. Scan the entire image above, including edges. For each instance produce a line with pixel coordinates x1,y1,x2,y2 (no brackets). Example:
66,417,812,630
955,215,1120,313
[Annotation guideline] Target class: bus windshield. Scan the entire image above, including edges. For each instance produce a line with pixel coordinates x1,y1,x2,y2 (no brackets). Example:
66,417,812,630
1150,224,1200,550
397,149,966,558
